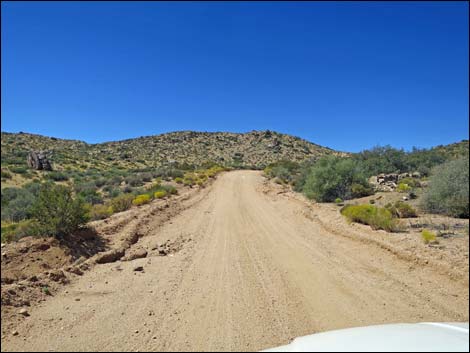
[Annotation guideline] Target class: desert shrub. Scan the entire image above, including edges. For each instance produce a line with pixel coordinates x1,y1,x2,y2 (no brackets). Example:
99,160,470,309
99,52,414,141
1,219,42,243
335,198,343,204
264,161,300,183
31,184,90,237
107,188,122,198
303,156,371,202
1,187,36,222
274,177,285,185
77,189,103,205
350,183,374,198
174,177,183,184
397,182,412,193
154,190,167,199
161,185,177,195
140,172,153,182
132,194,151,206
399,177,420,188
74,181,98,193
95,178,107,187
421,229,437,244
46,171,69,181
90,204,113,220
183,173,197,187
341,204,399,232
385,201,417,218
109,194,134,213
125,175,144,187
1,170,12,179
9,166,28,174
421,157,469,218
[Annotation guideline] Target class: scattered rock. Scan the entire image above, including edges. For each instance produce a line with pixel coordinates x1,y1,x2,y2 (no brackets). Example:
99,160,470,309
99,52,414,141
95,249,125,264
133,266,144,272
18,308,30,316
12,330,19,336
121,246,148,261
66,266,83,276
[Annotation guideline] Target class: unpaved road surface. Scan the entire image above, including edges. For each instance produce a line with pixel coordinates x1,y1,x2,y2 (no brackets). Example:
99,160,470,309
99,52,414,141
2,171,468,352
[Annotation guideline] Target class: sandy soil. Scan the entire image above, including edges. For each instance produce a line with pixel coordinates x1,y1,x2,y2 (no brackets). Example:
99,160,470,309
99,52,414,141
2,171,468,352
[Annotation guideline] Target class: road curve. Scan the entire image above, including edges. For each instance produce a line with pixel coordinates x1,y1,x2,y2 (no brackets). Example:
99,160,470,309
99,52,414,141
2,171,468,352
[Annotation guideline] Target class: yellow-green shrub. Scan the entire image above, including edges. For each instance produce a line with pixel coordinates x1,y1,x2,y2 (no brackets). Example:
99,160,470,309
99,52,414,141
341,204,399,232
421,229,437,244
1,219,42,243
174,177,183,184
90,204,113,220
154,190,167,199
132,194,151,206
385,201,418,218
397,182,412,193
109,194,134,213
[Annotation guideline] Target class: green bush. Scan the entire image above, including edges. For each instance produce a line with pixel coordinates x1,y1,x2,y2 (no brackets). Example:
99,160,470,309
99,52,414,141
421,157,469,218
351,183,374,198
1,186,39,222
385,201,417,218
161,185,177,195
335,198,343,204
399,177,420,188
397,182,412,193
109,194,134,213
31,183,90,237
9,166,28,174
1,170,12,179
1,219,42,243
174,177,183,184
303,156,371,202
421,229,437,244
90,204,113,220
46,171,69,181
341,204,399,232
132,194,151,206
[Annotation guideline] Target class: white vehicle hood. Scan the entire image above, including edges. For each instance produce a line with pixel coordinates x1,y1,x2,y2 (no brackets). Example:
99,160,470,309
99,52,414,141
262,322,469,352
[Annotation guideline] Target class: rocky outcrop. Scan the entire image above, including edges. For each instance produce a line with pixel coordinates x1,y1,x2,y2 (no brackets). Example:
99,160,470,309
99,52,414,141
369,172,421,192
26,151,52,171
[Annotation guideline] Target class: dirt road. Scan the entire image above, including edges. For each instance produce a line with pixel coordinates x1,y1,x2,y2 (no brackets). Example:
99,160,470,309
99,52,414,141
2,171,468,352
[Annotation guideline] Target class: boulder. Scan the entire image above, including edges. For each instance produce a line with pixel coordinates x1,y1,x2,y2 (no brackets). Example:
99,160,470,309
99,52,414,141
27,151,52,171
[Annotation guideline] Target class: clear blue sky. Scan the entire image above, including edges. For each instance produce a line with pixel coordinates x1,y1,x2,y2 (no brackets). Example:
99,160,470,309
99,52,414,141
1,1,468,152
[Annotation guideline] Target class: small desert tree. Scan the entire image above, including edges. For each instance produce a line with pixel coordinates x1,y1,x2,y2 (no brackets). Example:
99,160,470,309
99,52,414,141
31,183,90,237
302,156,372,202
421,157,469,218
